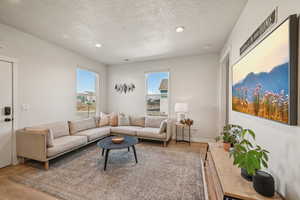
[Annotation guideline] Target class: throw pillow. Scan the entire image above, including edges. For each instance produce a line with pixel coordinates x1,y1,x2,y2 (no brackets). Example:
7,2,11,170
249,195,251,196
118,113,130,126
99,112,110,127
130,116,145,127
99,112,118,127
24,128,54,147
68,118,96,135
145,116,167,128
159,120,168,133
109,112,118,126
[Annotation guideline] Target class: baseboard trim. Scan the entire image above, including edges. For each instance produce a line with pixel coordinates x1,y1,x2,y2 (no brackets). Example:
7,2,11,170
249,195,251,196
171,137,214,143
191,137,214,143
201,159,209,200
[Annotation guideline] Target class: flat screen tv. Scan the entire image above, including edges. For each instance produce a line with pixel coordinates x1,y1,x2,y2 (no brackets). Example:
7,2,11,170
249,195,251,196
232,15,298,125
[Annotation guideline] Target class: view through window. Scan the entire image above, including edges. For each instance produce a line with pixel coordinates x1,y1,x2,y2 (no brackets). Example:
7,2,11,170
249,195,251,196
76,68,98,118
145,72,169,116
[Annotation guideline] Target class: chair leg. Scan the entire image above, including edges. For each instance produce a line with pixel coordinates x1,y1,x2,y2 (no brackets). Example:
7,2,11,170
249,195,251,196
44,161,49,170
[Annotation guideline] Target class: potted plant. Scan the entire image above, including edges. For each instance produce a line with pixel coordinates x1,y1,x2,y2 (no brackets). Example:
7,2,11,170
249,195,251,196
230,129,269,181
216,124,242,151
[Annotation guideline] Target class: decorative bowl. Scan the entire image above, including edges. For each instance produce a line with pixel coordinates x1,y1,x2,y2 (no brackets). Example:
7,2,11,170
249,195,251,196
112,136,125,144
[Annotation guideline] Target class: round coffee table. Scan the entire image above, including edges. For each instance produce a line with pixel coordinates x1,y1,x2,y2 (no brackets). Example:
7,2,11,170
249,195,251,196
97,135,138,170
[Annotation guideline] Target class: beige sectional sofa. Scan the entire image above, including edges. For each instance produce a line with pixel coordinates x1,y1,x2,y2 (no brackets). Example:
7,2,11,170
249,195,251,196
16,116,172,169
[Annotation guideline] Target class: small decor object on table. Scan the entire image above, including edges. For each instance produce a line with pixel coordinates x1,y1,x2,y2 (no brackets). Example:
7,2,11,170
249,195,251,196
175,118,193,145
215,124,242,152
111,136,124,144
253,170,275,197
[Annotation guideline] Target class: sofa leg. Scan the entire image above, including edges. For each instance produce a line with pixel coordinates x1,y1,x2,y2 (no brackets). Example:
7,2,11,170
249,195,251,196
163,141,167,147
44,161,49,170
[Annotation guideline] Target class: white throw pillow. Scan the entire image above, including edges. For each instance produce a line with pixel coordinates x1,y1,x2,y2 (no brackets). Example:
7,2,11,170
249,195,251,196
159,120,168,133
145,116,167,128
118,113,130,126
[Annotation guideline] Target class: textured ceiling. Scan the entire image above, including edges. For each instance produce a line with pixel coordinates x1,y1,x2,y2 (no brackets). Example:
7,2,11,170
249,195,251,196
0,0,247,64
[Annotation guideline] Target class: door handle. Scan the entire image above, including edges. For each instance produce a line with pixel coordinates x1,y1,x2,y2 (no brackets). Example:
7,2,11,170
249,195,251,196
4,118,12,122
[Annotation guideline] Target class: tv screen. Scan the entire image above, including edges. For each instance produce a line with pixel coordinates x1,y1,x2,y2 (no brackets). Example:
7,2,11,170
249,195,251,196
232,15,298,125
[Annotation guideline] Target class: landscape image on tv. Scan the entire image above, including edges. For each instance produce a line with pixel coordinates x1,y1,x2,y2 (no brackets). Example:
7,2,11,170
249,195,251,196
232,19,292,124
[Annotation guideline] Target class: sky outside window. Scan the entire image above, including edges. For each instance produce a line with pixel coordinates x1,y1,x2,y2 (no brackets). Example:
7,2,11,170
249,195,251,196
146,72,169,94
77,68,97,93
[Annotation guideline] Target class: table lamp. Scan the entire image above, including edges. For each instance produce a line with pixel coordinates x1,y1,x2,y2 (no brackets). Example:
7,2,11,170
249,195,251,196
175,103,188,122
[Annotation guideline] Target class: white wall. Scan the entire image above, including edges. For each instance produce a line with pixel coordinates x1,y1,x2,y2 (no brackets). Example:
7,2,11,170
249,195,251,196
0,23,107,128
107,54,219,141
221,1,300,199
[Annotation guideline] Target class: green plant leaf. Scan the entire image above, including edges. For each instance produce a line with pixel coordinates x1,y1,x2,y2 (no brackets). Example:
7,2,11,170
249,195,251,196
262,152,269,161
247,129,256,140
262,160,268,168
242,129,247,138
263,149,270,153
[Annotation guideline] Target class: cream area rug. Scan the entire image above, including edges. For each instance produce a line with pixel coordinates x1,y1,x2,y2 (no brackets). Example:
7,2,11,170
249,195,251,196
11,143,206,200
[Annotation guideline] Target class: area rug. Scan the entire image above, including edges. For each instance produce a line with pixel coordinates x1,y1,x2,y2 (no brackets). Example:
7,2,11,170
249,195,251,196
10,143,206,200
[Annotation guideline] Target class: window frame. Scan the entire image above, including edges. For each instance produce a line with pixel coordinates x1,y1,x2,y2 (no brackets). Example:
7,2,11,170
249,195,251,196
144,69,170,117
76,67,100,118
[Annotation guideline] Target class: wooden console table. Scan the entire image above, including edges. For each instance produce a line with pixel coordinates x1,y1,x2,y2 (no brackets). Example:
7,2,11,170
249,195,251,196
204,143,284,200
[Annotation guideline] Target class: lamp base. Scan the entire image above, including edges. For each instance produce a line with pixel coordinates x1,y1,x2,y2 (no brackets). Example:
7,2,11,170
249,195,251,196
176,113,187,122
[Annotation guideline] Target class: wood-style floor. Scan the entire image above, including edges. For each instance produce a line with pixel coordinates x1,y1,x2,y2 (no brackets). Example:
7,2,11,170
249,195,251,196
0,141,208,200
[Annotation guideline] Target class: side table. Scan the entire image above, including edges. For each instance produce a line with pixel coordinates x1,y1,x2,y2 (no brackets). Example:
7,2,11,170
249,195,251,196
175,123,191,145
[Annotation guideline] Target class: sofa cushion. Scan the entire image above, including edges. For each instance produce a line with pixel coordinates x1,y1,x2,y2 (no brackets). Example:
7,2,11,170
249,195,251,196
68,118,97,135
145,116,167,128
110,126,142,136
130,116,145,127
34,121,70,139
76,127,110,141
137,128,166,139
118,113,130,126
47,136,87,157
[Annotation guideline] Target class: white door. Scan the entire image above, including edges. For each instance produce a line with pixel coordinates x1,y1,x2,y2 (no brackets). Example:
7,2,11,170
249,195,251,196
0,60,13,168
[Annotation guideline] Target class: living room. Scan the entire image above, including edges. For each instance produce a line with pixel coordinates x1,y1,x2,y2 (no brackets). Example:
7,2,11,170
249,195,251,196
0,0,299,200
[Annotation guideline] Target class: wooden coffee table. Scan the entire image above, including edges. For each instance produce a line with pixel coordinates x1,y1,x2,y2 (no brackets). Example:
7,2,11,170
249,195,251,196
97,136,138,170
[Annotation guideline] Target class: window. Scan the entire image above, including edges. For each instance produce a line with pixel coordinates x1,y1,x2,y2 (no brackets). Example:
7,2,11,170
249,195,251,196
145,71,169,116
76,68,98,118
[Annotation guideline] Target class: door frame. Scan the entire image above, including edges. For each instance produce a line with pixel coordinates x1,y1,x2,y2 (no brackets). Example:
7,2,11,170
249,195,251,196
218,48,231,134
0,55,18,165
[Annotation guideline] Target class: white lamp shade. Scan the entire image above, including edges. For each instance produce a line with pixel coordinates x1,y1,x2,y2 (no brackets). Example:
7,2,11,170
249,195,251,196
175,103,188,113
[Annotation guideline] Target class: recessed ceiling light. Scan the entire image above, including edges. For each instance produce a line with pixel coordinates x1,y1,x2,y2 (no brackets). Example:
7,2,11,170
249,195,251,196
62,34,69,39
203,44,212,49
95,43,102,48
175,26,185,33
124,59,130,62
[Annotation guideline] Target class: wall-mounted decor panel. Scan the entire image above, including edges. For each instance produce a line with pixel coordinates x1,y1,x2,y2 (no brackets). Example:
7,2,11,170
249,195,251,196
232,15,298,125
